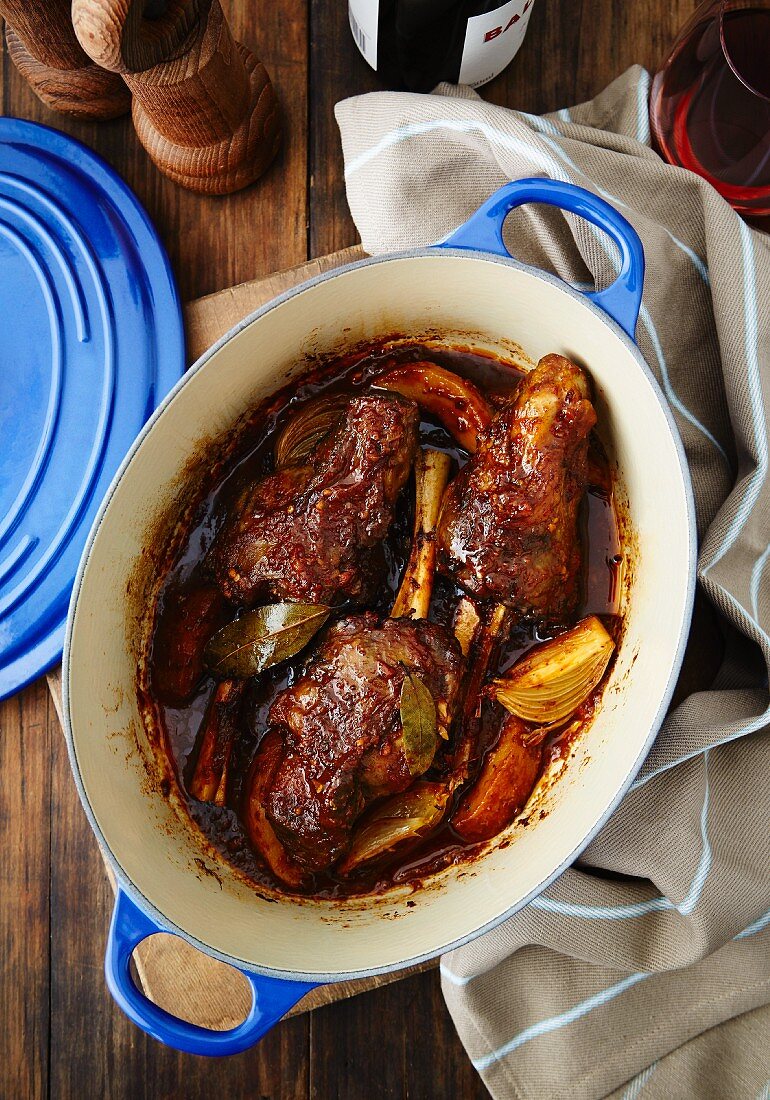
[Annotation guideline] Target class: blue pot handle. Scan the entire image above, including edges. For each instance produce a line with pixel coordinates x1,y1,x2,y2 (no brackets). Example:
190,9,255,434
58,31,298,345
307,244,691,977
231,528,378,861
436,177,645,339
105,888,317,1056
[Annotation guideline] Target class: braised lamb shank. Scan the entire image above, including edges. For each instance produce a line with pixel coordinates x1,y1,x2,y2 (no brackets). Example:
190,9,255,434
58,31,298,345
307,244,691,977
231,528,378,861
436,354,596,621
178,352,603,888
209,393,419,607
250,614,462,875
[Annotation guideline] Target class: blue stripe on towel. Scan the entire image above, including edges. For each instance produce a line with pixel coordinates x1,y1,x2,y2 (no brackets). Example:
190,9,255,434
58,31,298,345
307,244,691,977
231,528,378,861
530,753,711,921
621,1061,658,1100
347,115,712,286
703,221,766,576
472,972,651,1069
751,544,770,623
344,118,564,181
636,72,652,145
458,902,770,1070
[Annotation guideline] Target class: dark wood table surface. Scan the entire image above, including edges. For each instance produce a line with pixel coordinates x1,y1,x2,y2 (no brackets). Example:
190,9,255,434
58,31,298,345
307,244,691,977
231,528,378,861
1,2,701,1097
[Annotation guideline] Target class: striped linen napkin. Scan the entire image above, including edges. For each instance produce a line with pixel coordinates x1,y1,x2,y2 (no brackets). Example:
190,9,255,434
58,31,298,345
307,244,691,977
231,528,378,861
335,67,770,1100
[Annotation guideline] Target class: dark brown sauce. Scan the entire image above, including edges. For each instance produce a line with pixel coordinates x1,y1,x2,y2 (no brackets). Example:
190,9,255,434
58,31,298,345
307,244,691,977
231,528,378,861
148,341,623,898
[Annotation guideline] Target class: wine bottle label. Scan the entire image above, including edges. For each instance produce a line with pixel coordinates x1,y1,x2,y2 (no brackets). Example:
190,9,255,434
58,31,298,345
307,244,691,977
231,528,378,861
348,0,535,88
459,0,535,88
349,0,379,70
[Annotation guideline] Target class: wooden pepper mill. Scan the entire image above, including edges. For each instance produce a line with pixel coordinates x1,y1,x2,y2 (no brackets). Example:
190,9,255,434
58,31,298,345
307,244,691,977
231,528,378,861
0,0,130,119
72,0,282,194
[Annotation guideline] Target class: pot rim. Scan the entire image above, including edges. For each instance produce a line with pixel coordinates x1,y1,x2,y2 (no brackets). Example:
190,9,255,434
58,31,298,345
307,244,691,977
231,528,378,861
62,247,698,983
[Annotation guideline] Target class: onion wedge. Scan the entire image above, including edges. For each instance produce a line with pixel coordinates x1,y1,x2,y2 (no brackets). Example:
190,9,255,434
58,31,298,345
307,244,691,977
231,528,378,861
338,782,450,874
273,394,350,467
489,615,615,727
376,362,491,453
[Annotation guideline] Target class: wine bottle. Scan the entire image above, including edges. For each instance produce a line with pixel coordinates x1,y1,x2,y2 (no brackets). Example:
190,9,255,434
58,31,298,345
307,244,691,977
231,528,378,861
348,0,536,92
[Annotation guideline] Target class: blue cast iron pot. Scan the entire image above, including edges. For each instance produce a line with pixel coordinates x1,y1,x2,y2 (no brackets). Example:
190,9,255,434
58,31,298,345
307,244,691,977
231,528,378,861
63,178,696,1056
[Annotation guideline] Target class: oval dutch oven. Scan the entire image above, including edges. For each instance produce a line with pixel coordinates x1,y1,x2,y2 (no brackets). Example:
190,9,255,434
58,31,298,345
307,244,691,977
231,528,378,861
63,179,696,1056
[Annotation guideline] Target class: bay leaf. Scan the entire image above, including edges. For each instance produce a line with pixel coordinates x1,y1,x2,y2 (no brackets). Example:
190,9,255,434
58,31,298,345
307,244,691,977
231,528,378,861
204,602,330,678
399,668,438,777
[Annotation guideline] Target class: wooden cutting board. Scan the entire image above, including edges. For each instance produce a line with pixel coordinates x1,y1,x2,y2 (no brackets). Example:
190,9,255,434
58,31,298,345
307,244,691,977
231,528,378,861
45,246,434,1029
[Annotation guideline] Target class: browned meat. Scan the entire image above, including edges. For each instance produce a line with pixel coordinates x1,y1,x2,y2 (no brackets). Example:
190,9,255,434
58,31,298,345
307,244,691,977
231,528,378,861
260,614,462,872
436,354,596,621
152,583,228,705
243,730,307,890
208,394,418,607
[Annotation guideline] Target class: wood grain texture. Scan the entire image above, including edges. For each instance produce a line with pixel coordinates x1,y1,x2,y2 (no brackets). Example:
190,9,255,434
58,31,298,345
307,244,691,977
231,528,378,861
71,0,212,73
185,245,364,358
0,0,308,301
309,970,487,1100
73,0,281,193
2,2,707,1097
0,680,53,1098
0,0,129,118
308,1,379,258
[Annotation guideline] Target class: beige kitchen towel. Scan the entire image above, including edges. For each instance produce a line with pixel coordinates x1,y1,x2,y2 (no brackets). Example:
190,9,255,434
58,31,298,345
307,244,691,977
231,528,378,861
336,68,770,1100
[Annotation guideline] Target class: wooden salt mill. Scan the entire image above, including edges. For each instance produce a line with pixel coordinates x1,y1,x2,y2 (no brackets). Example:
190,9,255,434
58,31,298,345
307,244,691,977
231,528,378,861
0,0,130,119
72,0,281,194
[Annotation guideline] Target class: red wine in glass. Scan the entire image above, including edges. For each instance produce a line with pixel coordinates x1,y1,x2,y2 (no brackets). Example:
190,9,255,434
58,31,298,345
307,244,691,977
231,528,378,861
650,0,770,217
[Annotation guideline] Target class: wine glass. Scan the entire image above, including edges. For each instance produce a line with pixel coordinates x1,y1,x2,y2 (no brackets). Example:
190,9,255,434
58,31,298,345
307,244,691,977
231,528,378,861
650,0,770,217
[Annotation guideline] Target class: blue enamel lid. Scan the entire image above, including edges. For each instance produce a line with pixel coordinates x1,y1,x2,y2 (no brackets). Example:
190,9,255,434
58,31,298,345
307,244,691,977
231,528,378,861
0,118,185,700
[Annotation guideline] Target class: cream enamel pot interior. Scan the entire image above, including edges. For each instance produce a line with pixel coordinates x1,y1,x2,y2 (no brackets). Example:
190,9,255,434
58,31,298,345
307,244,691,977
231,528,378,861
63,179,696,1056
